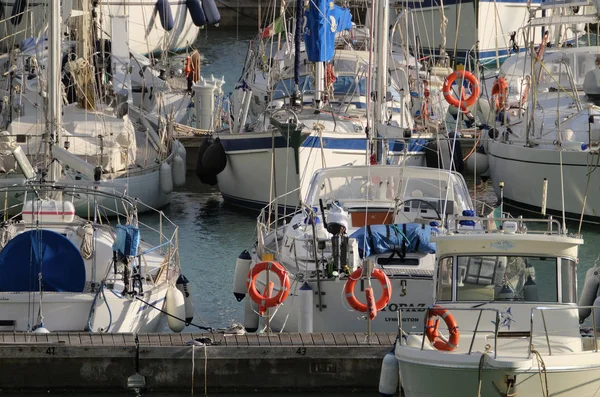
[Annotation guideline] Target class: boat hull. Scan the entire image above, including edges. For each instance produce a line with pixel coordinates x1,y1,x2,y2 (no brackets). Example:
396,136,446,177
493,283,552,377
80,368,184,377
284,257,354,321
217,132,426,212
0,0,199,54
250,274,433,333
0,283,168,332
486,139,600,223
396,348,600,396
400,0,578,66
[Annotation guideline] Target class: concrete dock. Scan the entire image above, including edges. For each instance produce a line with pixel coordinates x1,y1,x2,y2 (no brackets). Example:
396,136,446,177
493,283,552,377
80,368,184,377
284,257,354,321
0,332,397,392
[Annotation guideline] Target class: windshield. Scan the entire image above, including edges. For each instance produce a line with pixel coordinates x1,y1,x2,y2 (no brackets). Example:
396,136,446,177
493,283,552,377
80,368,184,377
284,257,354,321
437,255,576,303
305,166,473,210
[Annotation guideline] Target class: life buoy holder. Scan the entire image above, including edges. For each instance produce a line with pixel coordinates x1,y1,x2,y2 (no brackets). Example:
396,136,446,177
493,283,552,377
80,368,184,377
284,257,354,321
425,305,460,351
442,71,480,111
344,268,392,312
247,261,290,310
491,76,509,112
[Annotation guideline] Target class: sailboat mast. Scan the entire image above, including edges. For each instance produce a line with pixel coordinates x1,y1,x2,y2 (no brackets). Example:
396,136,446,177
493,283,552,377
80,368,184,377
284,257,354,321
292,0,303,106
375,0,389,127
47,0,61,181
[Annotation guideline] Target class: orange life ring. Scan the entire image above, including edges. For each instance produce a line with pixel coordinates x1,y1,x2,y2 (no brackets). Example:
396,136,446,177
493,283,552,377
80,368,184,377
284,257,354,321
344,268,392,312
425,305,460,351
247,261,290,309
491,77,509,112
442,71,480,111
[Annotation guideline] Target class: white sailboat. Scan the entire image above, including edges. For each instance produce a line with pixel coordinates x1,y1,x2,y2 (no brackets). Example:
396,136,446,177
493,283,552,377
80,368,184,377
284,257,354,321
232,164,483,333
0,4,188,215
203,0,460,212
484,0,600,223
0,0,193,333
393,0,585,66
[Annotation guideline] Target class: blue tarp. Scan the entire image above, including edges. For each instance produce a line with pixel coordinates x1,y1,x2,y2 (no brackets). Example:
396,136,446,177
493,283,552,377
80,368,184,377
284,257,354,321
349,223,437,258
112,224,140,257
304,0,352,62
0,230,86,292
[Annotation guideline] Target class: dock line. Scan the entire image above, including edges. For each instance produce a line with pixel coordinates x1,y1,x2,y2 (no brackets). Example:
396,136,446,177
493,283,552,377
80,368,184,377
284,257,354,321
135,296,213,331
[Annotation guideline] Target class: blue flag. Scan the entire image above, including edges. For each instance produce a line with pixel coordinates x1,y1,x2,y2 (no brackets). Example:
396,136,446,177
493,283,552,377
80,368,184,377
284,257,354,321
304,0,353,62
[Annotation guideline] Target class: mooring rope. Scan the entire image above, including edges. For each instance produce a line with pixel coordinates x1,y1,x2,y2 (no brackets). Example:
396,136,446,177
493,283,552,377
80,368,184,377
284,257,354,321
134,296,213,331
532,348,549,397
190,344,208,396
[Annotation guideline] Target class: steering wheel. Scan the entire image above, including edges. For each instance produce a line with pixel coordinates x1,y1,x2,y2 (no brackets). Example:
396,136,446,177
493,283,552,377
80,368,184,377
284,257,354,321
396,198,443,221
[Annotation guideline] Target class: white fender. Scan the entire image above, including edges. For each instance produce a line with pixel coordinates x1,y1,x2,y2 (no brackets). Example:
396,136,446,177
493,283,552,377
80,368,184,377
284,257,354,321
378,350,399,397
160,162,173,194
233,250,252,301
579,267,600,321
298,282,313,333
165,285,186,332
176,274,194,324
172,154,186,187
465,151,489,176
173,139,187,163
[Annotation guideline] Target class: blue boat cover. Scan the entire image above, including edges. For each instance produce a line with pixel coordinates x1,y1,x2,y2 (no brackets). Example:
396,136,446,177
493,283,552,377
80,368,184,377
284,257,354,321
349,224,437,258
0,230,85,292
304,0,352,62
112,224,140,257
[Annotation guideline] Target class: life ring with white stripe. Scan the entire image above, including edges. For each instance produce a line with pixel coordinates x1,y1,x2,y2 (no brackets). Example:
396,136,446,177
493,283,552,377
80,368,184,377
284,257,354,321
247,261,290,309
442,71,480,111
344,268,392,312
425,305,460,351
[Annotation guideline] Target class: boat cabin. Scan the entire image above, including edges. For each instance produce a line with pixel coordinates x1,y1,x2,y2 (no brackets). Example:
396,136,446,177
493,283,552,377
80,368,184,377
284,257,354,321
413,218,585,356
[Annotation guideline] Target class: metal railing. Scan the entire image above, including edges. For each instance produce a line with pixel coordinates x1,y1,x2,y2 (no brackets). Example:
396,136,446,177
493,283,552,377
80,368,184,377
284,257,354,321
0,182,181,282
452,215,563,235
397,304,599,359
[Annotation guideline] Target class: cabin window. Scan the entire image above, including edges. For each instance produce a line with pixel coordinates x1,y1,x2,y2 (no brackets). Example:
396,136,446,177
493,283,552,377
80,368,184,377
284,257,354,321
438,255,573,303
437,256,453,301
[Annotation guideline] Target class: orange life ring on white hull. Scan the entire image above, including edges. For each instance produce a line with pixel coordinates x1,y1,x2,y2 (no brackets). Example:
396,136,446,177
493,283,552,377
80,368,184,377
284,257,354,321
344,268,392,312
442,71,481,111
425,305,460,351
246,261,290,310
491,76,509,112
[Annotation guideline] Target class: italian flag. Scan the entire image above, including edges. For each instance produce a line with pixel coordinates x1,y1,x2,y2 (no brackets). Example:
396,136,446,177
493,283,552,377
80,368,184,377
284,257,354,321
261,16,284,38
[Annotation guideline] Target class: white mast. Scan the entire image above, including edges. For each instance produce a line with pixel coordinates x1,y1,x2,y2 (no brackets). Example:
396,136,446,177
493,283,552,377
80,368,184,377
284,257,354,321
47,0,61,182
374,0,389,127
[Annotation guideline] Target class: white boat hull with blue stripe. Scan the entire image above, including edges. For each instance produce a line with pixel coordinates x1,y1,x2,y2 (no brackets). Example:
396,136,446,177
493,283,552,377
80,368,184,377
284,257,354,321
394,0,584,65
217,129,428,212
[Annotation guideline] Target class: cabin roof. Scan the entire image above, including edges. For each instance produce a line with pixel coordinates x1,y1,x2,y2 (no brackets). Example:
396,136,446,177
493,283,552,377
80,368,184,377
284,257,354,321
433,233,583,259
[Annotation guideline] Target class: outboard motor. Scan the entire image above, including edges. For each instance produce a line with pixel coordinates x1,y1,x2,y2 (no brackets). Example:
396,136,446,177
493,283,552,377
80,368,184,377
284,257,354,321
325,200,349,276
